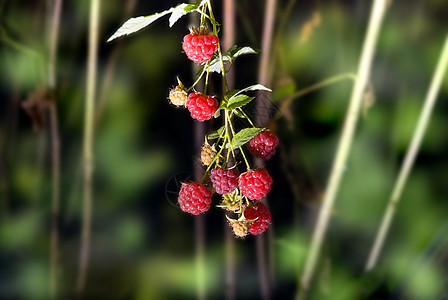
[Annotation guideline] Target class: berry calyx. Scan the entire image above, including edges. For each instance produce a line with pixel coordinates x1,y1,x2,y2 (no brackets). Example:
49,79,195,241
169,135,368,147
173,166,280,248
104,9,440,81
168,84,188,107
186,92,218,122
210,167,239,195
182,28,219,63
244,202,271,235
201,142,217,166
178,182,212,215
218,189,242,212
247,130,279,160
238,168,273,200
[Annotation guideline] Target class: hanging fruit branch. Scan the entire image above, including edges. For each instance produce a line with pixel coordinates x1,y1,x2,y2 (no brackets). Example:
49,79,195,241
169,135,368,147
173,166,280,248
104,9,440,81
108,0,279,238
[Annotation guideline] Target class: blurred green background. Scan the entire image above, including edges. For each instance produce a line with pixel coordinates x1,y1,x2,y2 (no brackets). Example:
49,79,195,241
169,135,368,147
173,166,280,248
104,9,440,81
1,0,448,299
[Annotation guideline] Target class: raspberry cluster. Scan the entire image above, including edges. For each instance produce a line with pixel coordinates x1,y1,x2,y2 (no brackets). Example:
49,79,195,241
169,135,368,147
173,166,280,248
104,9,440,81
109,0,279,238
165,8,279,238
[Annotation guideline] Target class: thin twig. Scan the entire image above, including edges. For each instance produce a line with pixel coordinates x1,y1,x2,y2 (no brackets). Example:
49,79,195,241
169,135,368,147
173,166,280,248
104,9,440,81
191,3,207,300
275,72,357,119
223,0,236,298
96,0,137,123
297,0,388,298
48,102,61,300
77,0,100,295
365,34,448,272
255,0,277,299
194,119,206,300
47,0,63,298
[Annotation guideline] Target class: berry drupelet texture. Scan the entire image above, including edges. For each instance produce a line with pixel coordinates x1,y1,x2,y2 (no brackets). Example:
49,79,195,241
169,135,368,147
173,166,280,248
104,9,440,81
210,168,239,195
238,168,273,200
244,202,271,235
182,31,219,63
247,130,279,160
178,182,212,215
186,92,218,122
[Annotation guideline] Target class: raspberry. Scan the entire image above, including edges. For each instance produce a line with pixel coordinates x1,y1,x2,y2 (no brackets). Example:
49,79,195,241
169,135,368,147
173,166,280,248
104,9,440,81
201,142,217,166
186,92,218,122
228,219,249,238
238,168,273,200
247,130,279,160
210,168,239,195
244,202,271,235
178,182,212,215
168,85,188,107
182,28,219,63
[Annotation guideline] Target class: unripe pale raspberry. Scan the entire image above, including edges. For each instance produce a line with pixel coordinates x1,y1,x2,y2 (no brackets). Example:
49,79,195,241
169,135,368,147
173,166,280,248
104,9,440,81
178,182,212,215
168,85,188,107
238,168,273,200
201,143,217,166
247,130,279,160
186,92,218,122
244,202,271,235
229,219,249,238
210,168,239,195
182,28,219,63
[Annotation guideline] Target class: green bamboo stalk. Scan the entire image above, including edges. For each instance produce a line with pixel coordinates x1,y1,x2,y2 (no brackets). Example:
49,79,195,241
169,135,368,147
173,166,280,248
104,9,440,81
297,0,388,298
77,0,100,295
365,34,448,272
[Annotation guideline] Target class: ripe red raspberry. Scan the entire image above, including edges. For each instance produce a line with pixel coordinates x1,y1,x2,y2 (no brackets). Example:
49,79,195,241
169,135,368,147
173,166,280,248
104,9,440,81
238,168,273,200
247,130,279,160
182,28,219,63
178,182,212,215
244,202,271,235
186,92,218,122
210,168,239,195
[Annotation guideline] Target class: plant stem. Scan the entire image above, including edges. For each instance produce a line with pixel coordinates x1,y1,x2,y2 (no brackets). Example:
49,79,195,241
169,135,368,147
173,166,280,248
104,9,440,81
96,0,137,123
77,0,100,295
48,102,61,300
275,72,357,119
47,0,63,298
297,0,388,298
254,0,277,298
365,34,448,272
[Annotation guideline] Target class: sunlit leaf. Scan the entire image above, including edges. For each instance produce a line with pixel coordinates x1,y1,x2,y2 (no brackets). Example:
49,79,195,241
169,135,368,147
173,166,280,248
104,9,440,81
108,0,207,42
107,13,171,42
229,127,264,149
227,94,254,110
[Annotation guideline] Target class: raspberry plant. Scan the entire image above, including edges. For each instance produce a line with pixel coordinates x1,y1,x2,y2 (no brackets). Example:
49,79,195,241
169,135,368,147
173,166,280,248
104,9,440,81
108,0,279,238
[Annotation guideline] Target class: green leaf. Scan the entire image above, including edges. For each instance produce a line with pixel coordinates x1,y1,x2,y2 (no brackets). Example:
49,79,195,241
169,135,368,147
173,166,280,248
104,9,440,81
227,95,254,110
168,4,190,27
169,0,207,27
229,128,264,149
235,84,272,95
208,126,225,139
107,0,207,42
107,12,172,42
219,101,228,110
208,54,224,73
234,109,245,119
208,46,259,74
232,46,258,58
